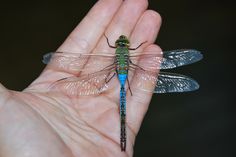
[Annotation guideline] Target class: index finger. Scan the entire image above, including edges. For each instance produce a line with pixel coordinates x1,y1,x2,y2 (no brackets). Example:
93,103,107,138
57,0,123,53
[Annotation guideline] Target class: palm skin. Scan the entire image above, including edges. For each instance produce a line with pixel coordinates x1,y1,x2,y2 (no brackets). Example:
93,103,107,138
0,0,162,157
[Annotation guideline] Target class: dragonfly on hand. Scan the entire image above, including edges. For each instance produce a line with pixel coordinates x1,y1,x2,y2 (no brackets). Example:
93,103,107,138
42,35,203,151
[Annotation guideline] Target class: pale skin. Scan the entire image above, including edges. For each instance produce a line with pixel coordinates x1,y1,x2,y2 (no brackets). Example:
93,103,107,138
0,0,162,157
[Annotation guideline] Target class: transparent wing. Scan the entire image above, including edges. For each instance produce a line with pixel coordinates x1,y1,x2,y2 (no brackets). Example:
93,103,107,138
42,49,202,73
128,49,202,71
129,53,163,71
42,49,202,95
129,49,202,93
160,49,203,69
42,52,54,64
132,69,199,93
131,69,159,93
42,52,115,74
154,72,200,93
49,68,116,96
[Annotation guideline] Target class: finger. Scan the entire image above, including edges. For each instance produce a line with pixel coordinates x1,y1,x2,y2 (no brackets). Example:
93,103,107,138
129,10,162,49
127,10,162,80
126,11,162,133
57,0,123,53
105,10,162,94
0,83,7,93
0,83,10,108
94,0,148,51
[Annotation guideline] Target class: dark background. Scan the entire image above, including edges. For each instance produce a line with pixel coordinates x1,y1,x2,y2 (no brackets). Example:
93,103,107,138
0,0,235,157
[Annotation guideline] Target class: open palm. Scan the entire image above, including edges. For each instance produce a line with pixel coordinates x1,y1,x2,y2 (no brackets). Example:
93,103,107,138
0,0,162,157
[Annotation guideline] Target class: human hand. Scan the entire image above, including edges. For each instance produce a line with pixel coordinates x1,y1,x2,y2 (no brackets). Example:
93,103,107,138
0,0,162,156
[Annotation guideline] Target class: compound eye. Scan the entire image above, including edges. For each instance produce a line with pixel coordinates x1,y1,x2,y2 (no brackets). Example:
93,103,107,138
120,35,125,39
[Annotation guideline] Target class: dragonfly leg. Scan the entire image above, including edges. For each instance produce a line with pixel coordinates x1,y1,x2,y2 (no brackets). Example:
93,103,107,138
128,41,147,50
101,63,116,83
129,59,145,71
105,72,116,83
104,34,117,49
127,75,133,96
101,62,116,71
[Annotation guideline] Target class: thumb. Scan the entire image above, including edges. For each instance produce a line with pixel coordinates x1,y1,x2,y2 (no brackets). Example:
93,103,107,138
0,83,10,108
0,82,8,93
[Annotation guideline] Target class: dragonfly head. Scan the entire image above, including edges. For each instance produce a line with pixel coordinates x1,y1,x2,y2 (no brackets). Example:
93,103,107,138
115,35,130,48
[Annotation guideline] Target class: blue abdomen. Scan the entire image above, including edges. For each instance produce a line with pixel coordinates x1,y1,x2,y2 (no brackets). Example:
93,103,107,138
118,74,127,86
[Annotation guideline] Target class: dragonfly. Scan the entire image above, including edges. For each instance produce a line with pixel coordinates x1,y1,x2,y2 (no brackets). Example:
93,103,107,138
42,35,203,151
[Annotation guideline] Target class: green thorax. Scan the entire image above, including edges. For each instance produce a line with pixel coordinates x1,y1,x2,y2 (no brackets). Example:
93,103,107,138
115,35,130,74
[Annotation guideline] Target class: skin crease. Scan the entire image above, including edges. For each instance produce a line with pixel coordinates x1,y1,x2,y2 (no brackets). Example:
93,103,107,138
0,0,162,157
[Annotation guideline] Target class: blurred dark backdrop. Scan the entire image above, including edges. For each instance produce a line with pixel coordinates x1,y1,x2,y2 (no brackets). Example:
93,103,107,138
0,0,235,157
